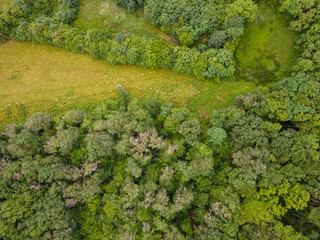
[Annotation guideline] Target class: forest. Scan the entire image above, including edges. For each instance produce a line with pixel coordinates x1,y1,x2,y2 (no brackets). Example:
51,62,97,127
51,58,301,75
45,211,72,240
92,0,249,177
0,0,319,239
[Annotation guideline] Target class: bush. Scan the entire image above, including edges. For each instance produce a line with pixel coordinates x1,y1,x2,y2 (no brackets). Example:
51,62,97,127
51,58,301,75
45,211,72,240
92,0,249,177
85,29,113,45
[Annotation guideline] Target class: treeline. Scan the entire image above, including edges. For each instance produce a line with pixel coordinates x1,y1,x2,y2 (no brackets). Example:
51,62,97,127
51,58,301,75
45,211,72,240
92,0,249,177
282,0,320,77
0,6,235,80
0,0,79,39
0,0,242,81
144,0,257,47
111,0,257,47
0,76,319,239
6,0,318,82
112,0,258,48
14,19,235,79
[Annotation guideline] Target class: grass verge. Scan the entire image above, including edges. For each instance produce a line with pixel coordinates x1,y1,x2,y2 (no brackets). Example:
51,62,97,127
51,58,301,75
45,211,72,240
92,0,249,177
0,41,256,124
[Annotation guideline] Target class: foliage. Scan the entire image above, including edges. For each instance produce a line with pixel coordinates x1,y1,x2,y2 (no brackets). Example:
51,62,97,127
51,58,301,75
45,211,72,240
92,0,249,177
280,0,315,18
0,0,240,81
208,31,228,49
235,3,300,83
144,0,257,47
1,0,320,239
0,80,319,238
113,0,145,12
226,0,258,22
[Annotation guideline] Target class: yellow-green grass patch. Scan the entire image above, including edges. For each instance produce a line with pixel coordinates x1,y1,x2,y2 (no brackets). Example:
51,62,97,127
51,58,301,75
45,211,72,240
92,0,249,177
0,41,256,123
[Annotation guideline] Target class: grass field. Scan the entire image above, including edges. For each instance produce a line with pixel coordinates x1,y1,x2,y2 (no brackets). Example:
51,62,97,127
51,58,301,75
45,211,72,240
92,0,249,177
74,0,177,43
235,4,300,84
0,41,255,124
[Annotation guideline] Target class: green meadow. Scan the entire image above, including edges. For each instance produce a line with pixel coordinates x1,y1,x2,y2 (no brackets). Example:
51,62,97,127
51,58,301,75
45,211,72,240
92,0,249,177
235,4,300,84
0,41,255,124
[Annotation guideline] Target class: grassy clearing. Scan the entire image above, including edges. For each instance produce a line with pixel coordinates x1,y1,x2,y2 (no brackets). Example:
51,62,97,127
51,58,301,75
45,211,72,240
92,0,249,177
0,41,255,124
235,4,300,84
74,0,176,43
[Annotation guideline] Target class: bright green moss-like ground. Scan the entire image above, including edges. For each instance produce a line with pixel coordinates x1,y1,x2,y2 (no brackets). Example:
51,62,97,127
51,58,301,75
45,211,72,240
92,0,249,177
0,41,255,124
235,4,300,84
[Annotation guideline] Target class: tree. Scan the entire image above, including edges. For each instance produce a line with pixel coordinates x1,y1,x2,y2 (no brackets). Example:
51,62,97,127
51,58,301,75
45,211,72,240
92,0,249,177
178,119,201,145
239,221,309,240
208,31,227,49
25,112,54,133
281,0,315,17
290,8,317,31
63,173,102,207
20,184,71,238
45,127,80,155
223,16,245,39
226,0,258,22
6,129,43,158
207,127,227,145
85,132,114,162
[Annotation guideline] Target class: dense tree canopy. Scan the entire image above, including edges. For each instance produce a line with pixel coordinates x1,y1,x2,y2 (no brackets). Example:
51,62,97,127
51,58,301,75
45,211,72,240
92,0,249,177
0,82,319,239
